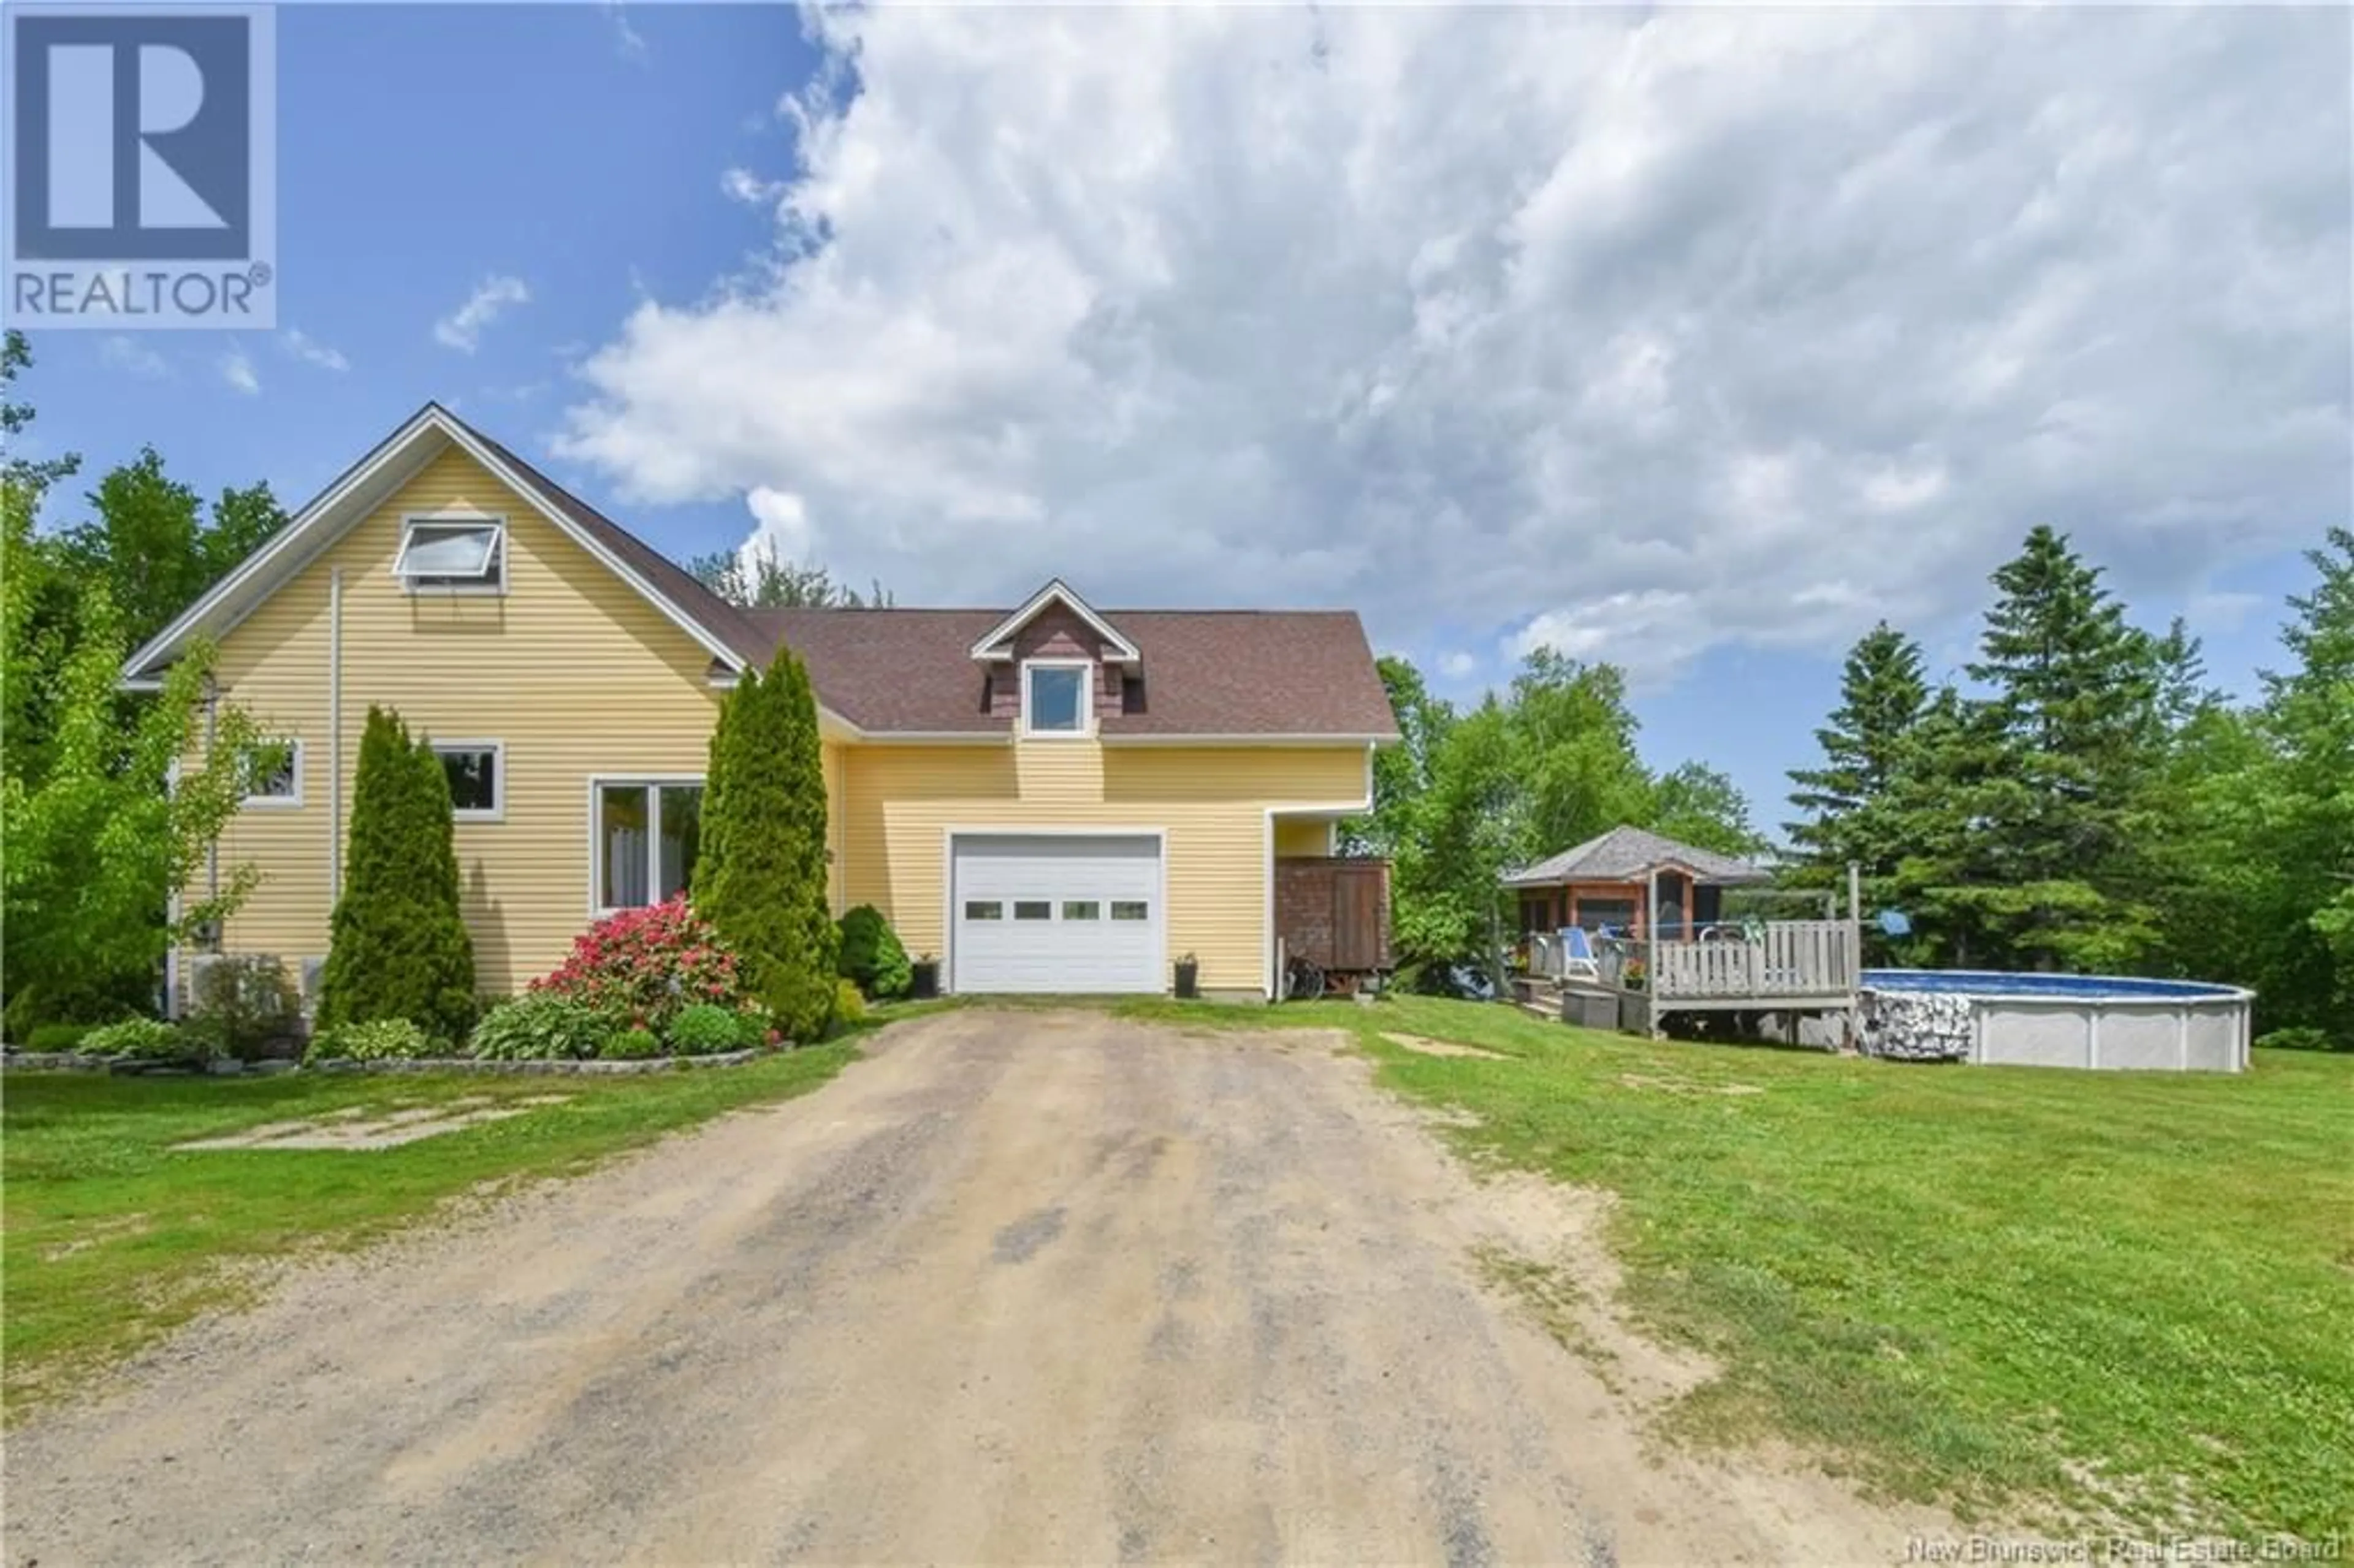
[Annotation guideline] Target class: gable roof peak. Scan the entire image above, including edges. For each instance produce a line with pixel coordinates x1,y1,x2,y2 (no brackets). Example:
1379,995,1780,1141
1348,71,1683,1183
119,402,768,687
967,577,1141,664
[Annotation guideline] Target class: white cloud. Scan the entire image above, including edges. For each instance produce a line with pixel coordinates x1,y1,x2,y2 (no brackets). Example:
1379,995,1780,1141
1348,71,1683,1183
558,8,2350,673
740,485,818,570
1515,590,1698,683
603,1,646,62
433,275,531,353
280,328,349,373
99,336,170,380
219,348,260,396
1437,650,1479,680
721,168,789,209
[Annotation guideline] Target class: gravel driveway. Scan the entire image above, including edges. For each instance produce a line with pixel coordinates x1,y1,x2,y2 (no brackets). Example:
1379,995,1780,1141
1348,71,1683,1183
6,1010,1943,1566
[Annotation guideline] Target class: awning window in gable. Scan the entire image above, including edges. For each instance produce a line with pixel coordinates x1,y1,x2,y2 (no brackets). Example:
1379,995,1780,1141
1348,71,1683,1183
394,517,505,592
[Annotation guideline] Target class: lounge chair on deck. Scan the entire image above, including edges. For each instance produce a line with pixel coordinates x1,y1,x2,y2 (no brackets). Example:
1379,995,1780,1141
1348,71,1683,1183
1558,926,1601,983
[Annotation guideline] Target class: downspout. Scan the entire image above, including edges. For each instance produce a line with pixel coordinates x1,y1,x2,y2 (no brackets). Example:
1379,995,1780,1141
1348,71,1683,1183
329,567,343,902
204,680,220,910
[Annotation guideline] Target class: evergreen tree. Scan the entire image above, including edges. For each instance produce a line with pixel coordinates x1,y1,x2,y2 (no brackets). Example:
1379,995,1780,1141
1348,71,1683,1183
693,649,838,1040
317,707,476,1038
1880,687,2012,967
1949,527,2166,969
837,905,913,1000
2249,529,2354,1040
1785,622,1929,900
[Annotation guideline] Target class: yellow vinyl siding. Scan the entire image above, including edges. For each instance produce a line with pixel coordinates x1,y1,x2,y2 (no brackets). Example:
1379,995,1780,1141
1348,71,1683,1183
206,446,721,996
197,433,1365,1004
839,741,1368,994
1274,818,1334,857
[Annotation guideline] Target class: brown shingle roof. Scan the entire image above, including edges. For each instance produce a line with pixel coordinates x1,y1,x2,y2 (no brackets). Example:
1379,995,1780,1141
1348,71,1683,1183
750,606,1398,738
448,410,1395,741
448,413,775,668
1504,826,1769,888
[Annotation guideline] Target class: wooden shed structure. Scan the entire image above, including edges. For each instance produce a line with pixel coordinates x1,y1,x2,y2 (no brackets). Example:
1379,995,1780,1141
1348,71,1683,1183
1274,855,1390,994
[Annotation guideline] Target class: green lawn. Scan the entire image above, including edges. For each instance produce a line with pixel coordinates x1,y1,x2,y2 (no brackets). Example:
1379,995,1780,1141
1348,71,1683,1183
2,1044,855,1417
1130,994,2349,1540
9,997,2348,1539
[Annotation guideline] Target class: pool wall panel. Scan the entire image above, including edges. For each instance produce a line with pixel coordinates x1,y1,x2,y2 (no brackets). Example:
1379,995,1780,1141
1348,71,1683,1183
2098,1007,2182,1070
1980,1005,2090,1068
2184,1007,2241,1071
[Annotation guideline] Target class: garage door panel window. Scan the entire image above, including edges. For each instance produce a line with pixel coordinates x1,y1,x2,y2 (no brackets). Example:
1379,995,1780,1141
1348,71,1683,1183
965,900,1004,921
596,780,703,911
1013,901,1052,921
1110,901,1149,921
1062,901,1100,921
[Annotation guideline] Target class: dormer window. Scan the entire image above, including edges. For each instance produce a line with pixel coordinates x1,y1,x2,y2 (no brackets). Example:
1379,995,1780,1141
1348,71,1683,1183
1023,661,1091,736
394,516,505,594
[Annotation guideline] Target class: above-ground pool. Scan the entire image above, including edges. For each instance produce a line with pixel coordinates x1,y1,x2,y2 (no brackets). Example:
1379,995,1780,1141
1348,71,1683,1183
1859,969,2253,1073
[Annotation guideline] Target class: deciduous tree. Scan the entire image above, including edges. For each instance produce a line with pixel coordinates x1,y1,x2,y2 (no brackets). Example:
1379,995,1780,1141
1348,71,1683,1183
688,542,891,610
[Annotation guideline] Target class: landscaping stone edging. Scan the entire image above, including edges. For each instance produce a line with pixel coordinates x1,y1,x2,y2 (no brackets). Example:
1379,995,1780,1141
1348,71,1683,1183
2,1049,766,1076
1,1051,112,1071
308,1050,763,1076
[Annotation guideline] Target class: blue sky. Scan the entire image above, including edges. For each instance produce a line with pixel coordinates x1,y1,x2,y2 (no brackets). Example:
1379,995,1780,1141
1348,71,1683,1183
15,5,2347,835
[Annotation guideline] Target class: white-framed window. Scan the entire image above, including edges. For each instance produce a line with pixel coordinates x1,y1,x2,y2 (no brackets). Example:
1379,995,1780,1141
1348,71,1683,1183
394,514,506,594
1021,660,1092,737
591,777,704,911
242,737,303,808
430,740,505,822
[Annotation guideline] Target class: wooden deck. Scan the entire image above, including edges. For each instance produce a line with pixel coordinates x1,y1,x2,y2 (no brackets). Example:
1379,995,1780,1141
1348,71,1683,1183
1523,919,1860,1036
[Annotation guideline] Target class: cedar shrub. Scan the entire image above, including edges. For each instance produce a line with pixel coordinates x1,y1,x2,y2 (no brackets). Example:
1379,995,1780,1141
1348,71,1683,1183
692,649,837,1042
316,706,476,1038
836,904,912,999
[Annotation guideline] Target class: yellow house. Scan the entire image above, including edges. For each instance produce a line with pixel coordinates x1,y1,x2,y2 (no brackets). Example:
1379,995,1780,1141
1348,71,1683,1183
123,406,1398,1005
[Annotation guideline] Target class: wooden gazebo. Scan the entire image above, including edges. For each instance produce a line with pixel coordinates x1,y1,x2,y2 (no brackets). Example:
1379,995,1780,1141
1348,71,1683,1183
1501,825,1770,942
1504,826,1860,1041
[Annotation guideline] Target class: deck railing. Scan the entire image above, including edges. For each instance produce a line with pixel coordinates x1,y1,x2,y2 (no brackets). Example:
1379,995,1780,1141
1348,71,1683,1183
1540,920,1857,1000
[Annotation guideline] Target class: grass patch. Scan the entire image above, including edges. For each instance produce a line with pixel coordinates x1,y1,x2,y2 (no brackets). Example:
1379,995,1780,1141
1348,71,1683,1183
1288,995,2352,1538
2,1043,855,1417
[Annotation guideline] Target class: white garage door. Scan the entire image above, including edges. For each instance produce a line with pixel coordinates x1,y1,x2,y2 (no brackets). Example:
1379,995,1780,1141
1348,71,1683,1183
951,834,1163,994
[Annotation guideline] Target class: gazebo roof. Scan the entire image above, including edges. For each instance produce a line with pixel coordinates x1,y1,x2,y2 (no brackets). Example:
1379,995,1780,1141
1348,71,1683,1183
1501,824,1769,889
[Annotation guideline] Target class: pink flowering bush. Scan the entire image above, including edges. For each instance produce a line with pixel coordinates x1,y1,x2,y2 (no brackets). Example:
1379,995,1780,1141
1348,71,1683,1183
529,896,751,1034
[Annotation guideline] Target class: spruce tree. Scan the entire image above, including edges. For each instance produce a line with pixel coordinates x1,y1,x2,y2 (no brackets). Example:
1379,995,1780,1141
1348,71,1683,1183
1951,527,2165,969
1785,622,1929,902
316,707,476,1039
693,649,837,1041
1880,687,2015,967
2250,529,2354,1039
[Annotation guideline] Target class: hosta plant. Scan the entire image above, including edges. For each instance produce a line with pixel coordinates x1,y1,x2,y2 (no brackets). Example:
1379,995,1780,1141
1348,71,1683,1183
467,995,609,1061
80,1018,199,1062
305,1018,438,1064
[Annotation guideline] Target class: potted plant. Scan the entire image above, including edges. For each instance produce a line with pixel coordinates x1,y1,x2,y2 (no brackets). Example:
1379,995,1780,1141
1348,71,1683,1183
1621,957,1647,992
1173,952,1200,999
909,953,940,1000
